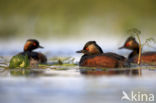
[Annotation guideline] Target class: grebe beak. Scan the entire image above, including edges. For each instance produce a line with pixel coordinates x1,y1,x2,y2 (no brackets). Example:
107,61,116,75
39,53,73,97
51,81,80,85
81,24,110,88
76,50,87,53
118,46,125,49
38,45,44,48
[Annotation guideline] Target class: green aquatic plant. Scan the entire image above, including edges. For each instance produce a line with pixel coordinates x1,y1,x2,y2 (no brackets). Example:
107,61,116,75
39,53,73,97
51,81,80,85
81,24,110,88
142,37,156,49
9,54,29,69
58,59,63,65
38,63,77,70
52,62,77,66
127,28,142,65
49,57,76,65
38,64,56,69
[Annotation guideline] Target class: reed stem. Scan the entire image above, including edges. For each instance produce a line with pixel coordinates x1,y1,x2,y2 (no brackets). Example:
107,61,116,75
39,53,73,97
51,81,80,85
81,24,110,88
136,34,142,65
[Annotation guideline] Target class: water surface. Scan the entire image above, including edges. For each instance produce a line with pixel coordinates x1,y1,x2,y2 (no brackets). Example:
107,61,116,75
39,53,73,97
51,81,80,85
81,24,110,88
0,55,156,103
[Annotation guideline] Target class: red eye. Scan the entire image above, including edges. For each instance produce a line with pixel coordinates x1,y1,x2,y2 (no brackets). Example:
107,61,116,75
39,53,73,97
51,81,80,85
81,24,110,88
86,48,89,51
33,43,37,46
126,42,130,47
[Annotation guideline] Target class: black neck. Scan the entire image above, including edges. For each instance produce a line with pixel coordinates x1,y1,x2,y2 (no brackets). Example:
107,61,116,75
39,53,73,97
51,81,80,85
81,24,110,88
128,48,139,59
24,50,32,52
95,44,103,53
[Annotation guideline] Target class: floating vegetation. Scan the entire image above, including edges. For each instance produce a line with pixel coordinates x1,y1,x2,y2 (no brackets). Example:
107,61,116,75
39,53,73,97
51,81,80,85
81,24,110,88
5,56,77,70
9,54,29,69
49,57,76,65
38,64,56,69
38,63,77,70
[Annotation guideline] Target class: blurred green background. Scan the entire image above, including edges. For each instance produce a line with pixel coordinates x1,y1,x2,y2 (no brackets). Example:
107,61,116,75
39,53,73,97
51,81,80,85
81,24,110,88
0,0,156,39
0,0,156,38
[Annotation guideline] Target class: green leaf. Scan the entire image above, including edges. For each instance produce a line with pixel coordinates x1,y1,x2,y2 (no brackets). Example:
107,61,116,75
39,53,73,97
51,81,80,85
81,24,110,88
9,54,29,69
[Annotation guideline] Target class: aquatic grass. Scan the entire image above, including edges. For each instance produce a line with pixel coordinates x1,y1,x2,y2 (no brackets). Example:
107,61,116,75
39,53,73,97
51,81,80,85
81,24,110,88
79,66,107,70
38,65,56,69
38,57,77,70
142,37,156,49
49,57,76,64
54,67,70,70
52,63,77,66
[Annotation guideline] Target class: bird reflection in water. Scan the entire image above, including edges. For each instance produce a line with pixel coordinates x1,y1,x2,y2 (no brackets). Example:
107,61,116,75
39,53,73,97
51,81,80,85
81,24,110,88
79,67,140,76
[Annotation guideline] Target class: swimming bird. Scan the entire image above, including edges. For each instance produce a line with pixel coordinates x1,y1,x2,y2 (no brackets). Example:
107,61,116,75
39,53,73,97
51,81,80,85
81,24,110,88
9,39,47,68
119,36,156,65
76,41,126,68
